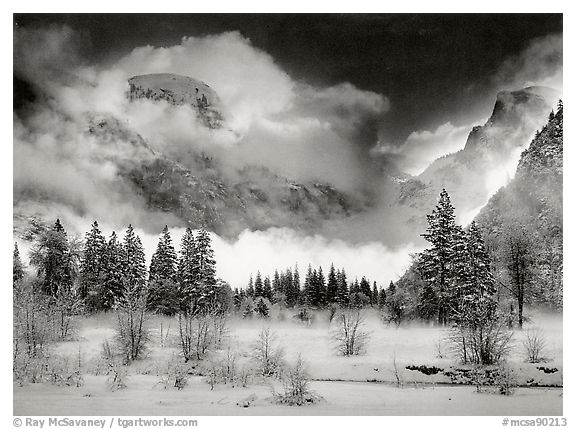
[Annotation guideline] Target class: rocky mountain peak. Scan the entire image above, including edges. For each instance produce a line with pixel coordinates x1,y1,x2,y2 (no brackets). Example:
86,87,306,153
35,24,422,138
464,86,558,154
127,73,224,128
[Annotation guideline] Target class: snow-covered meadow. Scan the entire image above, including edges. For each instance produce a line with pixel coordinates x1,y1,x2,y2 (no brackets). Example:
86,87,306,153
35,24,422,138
14,309,563,416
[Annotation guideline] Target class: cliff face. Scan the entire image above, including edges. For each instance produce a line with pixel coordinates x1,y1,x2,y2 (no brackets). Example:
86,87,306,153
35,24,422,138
476,103,563,308
121,155,364,239
128,73,224,128
14,72,367,241
463,87,558,155
393,86,558,237
393,102,563,311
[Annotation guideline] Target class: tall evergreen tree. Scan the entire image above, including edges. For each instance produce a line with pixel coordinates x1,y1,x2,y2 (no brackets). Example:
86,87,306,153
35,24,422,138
465,221,496,298
30,219,74,297
360,276,371,299
246,274,255,297
303,265,314,305
315,266,326,307
263,276,273,301
418,189,458,325
148,226,179,315
254,271,264,297
192,228,217,309
351,278,360,295
387,281,396,296
291,265,300,306
371,281,378,306
273,270,281,294
79,221,106,302
101,231,124,309
121,225,147,294
177,227,196,308
326,264,338,304
149,225,177,283
377,286,387,309
448,224,470,312
336,269,349,306
13,242,24,284
417,284,439,321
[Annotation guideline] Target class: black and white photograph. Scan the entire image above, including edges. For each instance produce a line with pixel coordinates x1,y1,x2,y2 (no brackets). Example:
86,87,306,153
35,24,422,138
10,11,565,422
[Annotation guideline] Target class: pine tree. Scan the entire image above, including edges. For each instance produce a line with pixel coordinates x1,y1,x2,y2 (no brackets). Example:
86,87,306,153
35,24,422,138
290,265,300,306
360,276,371,299
255,297,270,318
254,271,264,297
371,281,378,306
465,221,496,298
246,274,255,297
192,228,217,309
149,225,177,283
263,276,273,301
418,189,459,325
303,265,313,305
326,264,338,304
336,269,349,306
315,266,326,307
233,288,242,310
177,227,196,309
273,270,281,294
121,225,147,294
452,221,498,329
448,224,470,313
351,278,360,295
30,219,74,297
387,281,396,296
13,242,24,284
101,231,124,309
377,287,386,309
79,221,106,302
148,226,179,315
417,284,439,321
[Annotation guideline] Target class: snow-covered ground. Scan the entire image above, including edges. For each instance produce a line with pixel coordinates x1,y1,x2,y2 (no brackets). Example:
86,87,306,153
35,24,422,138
14,309,563,415
14,375,562,416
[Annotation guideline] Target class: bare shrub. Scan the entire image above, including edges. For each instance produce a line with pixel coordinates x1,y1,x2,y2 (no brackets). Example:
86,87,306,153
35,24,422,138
205,343,253,388
13,353,48,385
156,356,191,390
90,340,128,390
274,354,320,406
331,308,370,356
237,365,253,387
469,364,517,396
44,354,84,387
159,321,171,348
494,364,518,396
435,338,446,359
14,347,84,388
178,311,213,361
90,340,120,375
448,315,513,365
13,279,53,359
251,327,284,377
216,343,239,385
115,286,150,363
523,328,547,363
211,311,229,348
106,361,128,391
391,353,403,388
49,288,84,340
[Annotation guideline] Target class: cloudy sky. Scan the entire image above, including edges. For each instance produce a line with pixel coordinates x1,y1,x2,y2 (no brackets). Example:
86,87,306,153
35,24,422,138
15,14,562,135
12,14,563,287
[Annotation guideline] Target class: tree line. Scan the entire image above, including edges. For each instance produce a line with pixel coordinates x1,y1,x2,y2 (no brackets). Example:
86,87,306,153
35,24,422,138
14,221,228,317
